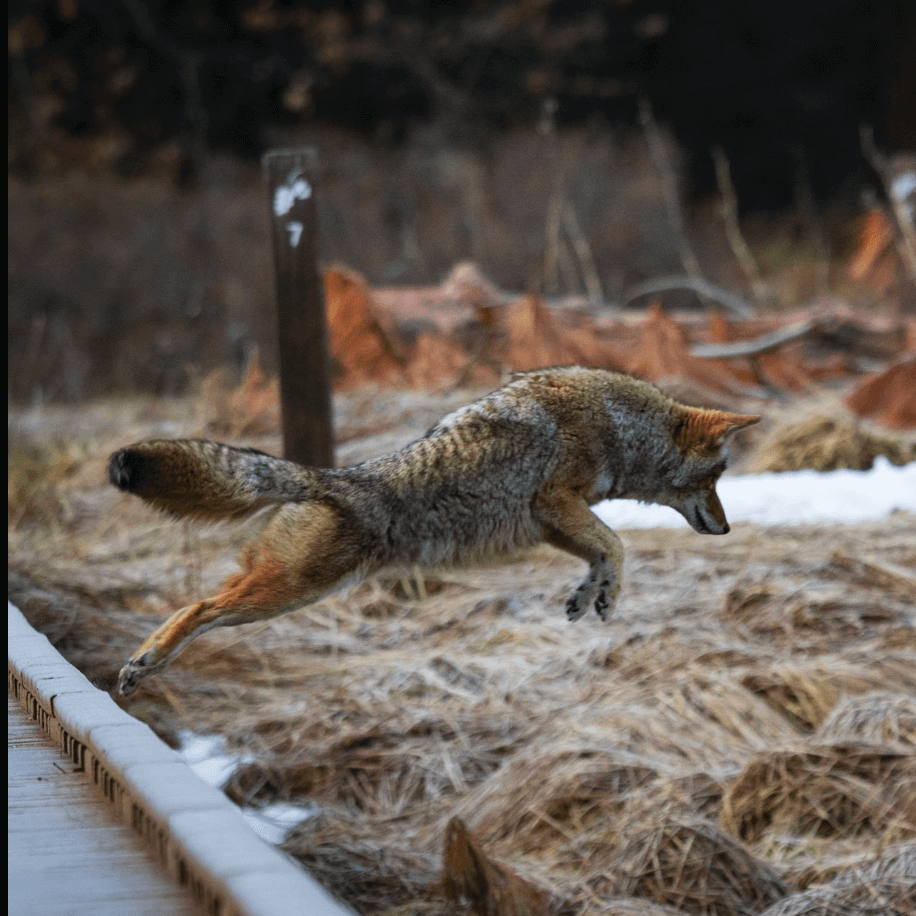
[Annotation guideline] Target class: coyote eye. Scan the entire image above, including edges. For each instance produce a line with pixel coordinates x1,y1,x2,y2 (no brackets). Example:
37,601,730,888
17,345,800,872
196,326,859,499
693,458,726,488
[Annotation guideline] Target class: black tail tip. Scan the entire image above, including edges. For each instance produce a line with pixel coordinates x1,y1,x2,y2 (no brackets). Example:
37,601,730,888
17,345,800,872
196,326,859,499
108,448,145,491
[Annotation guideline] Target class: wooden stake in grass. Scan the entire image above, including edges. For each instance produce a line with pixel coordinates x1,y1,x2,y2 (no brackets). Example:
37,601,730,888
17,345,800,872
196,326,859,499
263,148,334,468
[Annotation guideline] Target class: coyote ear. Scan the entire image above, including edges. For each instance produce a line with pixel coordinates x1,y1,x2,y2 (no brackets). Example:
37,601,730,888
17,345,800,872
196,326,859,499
716,412,761,439
674,408,760,454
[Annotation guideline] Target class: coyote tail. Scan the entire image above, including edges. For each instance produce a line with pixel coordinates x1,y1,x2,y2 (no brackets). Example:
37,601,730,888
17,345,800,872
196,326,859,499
107,439,324,522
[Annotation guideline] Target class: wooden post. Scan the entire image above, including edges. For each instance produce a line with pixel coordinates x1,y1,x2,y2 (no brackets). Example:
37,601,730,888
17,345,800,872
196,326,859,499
263,148,334,467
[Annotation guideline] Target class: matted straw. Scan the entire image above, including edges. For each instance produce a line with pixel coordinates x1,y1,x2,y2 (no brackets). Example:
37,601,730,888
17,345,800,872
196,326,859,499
600,801,789,915
454,740,659,851
815,692,916,748
757,843,916,916
721,742,916,844
749,414,914,473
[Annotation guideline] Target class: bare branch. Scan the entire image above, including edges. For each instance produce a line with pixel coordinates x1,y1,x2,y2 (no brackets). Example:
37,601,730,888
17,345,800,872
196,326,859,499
690,319,819,359
621,275,756,319
563,203,604,302
639,99,703,281
861,124,916,281
712,146,773,305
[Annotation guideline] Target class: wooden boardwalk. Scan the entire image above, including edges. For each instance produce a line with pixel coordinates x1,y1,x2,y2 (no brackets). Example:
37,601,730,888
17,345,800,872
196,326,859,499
9,693,200,916
8,601,353,916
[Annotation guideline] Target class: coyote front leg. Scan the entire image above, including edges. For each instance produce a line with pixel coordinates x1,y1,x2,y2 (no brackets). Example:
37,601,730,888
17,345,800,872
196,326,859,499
535,489,624,622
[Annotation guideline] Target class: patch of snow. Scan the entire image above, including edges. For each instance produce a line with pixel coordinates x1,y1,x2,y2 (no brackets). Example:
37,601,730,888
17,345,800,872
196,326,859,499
243,803,317,845
178,731,250,787
178,731,315,845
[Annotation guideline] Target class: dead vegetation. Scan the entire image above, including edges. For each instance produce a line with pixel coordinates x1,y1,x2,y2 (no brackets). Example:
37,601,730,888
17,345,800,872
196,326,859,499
748,414,916,473
722,742,916,843
8,383,916,916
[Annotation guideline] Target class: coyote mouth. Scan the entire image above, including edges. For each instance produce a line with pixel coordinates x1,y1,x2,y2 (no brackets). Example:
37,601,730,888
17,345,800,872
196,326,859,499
690,505,728,535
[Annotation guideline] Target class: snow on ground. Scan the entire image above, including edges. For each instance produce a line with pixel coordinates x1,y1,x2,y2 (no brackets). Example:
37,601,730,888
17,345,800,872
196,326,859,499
594,457,916,530
179,731,315,845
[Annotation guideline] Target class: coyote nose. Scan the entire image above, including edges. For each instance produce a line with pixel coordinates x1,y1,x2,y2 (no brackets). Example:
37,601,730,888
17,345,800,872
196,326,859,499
721,522,730,534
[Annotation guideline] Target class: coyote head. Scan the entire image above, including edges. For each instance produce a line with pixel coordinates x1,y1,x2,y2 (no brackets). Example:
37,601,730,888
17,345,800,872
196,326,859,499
666,408,760,534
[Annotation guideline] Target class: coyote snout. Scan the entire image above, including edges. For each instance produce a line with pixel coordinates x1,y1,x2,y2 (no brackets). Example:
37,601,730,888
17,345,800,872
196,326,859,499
670,484,733,534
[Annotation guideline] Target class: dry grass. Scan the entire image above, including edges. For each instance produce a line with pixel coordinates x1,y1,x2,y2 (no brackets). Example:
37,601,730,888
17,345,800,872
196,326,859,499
600,806,789,915
758,843,916,916
722,742,916,843
749,413,916,473
8,388,916,915
815,692,916,747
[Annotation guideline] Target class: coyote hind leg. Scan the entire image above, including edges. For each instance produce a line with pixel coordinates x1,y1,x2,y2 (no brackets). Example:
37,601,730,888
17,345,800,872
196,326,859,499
118,562,293,696
118,501,367,696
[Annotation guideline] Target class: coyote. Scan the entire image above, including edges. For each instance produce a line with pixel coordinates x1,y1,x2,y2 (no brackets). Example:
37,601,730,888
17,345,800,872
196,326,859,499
109,367,758,696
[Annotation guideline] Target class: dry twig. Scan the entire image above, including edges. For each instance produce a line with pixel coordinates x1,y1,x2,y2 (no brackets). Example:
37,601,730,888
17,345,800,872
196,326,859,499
712,146,773,305
861,125,916,281
639,99,703,282
622,274,755,318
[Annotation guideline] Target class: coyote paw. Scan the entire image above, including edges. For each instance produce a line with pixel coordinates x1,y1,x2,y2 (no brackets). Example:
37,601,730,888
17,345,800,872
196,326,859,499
117,650,161,697
564,589,592,622
594,581,612,621
565,572,618,623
